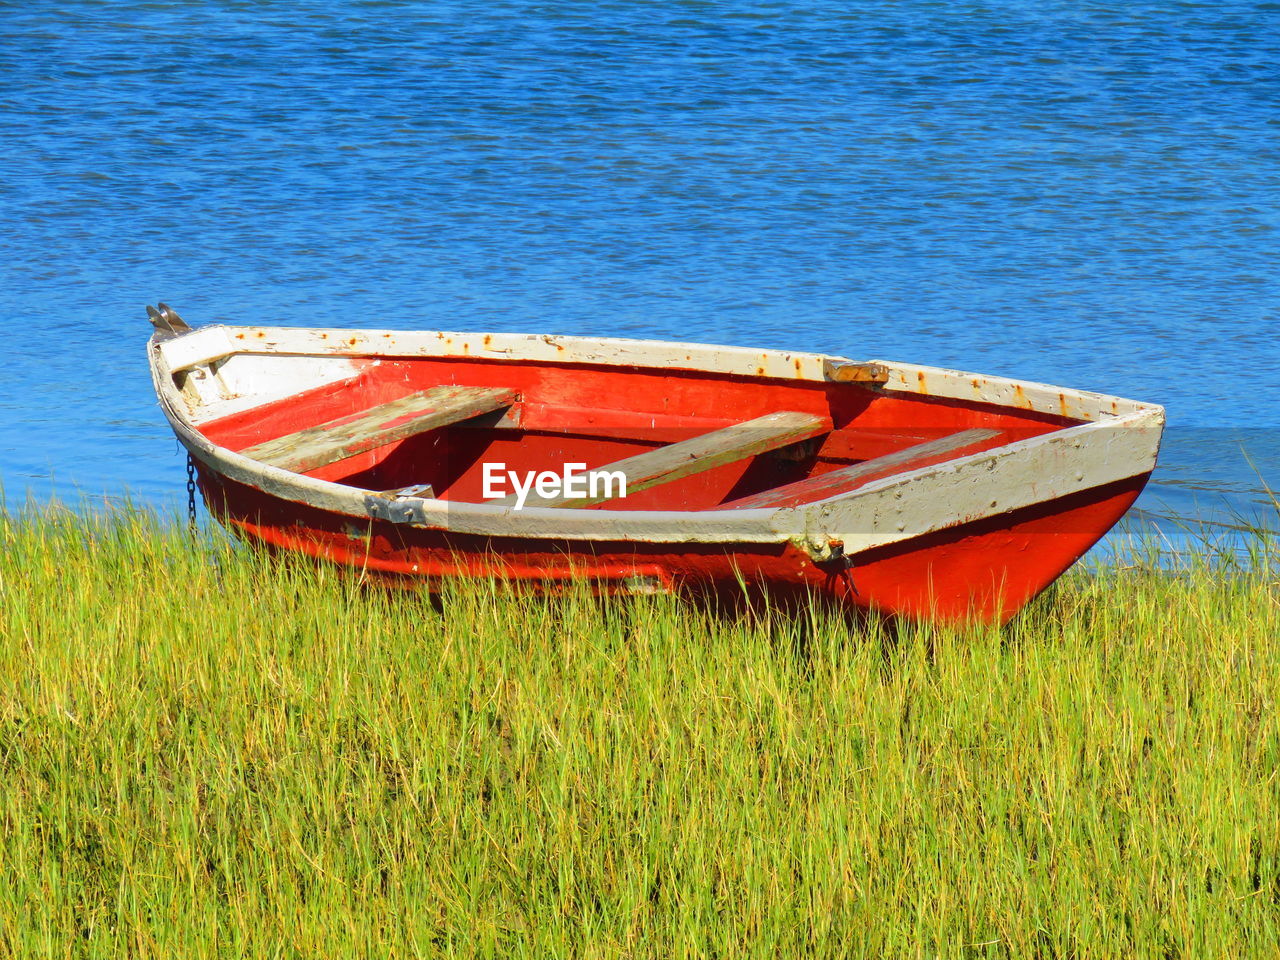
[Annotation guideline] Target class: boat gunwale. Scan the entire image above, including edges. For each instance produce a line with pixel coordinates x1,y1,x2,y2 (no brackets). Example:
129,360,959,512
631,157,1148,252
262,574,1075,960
160,324,1159,422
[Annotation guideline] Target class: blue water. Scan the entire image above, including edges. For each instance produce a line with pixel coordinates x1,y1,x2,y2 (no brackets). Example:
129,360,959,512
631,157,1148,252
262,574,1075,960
2,1,1277,533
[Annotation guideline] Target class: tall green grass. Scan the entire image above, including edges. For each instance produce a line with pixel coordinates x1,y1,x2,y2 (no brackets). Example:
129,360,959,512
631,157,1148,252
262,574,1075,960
0,505,1277,957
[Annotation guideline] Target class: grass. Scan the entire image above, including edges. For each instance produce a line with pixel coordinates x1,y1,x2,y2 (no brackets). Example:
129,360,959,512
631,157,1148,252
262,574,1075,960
0,506,1277,958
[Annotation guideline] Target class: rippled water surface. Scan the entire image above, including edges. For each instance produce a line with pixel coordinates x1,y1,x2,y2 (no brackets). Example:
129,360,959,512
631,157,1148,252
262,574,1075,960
2,1,1277,533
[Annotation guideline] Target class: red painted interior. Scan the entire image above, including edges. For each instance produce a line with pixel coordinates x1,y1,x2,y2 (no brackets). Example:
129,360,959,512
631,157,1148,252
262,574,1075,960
198,355,1073,511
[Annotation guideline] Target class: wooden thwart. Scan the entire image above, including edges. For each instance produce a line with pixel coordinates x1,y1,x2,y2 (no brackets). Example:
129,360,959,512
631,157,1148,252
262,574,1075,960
719,428,1000,510
496,410,831,509
242,385,517,474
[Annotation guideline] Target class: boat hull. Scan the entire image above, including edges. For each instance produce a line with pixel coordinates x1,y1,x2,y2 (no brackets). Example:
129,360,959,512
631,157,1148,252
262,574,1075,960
147,322,1164,626
196,465,1148,625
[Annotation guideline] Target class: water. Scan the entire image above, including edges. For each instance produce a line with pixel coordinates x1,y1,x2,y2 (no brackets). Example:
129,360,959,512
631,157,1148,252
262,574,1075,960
2,1,1277,535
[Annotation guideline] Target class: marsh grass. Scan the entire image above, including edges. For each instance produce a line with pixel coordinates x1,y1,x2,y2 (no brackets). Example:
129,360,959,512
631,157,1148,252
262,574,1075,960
0,505,1277,958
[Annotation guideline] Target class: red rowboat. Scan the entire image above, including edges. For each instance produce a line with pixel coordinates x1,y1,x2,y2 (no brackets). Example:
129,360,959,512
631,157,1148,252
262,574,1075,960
146,304,1164,625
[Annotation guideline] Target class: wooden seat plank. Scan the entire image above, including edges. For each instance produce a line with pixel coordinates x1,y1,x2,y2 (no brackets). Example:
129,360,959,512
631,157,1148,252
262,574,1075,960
719,428,1000,510
242,385,518,474
494,410,830,509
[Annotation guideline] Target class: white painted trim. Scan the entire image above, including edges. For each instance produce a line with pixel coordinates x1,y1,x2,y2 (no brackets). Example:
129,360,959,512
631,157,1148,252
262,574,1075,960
158,324,1161,424
149,327,1165,558
161,325,837,382
854,360,1154,422
780,407,1165,558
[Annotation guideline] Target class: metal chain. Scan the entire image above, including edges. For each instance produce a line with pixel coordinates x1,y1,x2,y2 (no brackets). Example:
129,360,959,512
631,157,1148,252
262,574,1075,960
186,453,198,530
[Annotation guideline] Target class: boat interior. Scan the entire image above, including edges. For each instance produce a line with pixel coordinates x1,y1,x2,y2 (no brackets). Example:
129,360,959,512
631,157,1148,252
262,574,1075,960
184,352,1082,513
